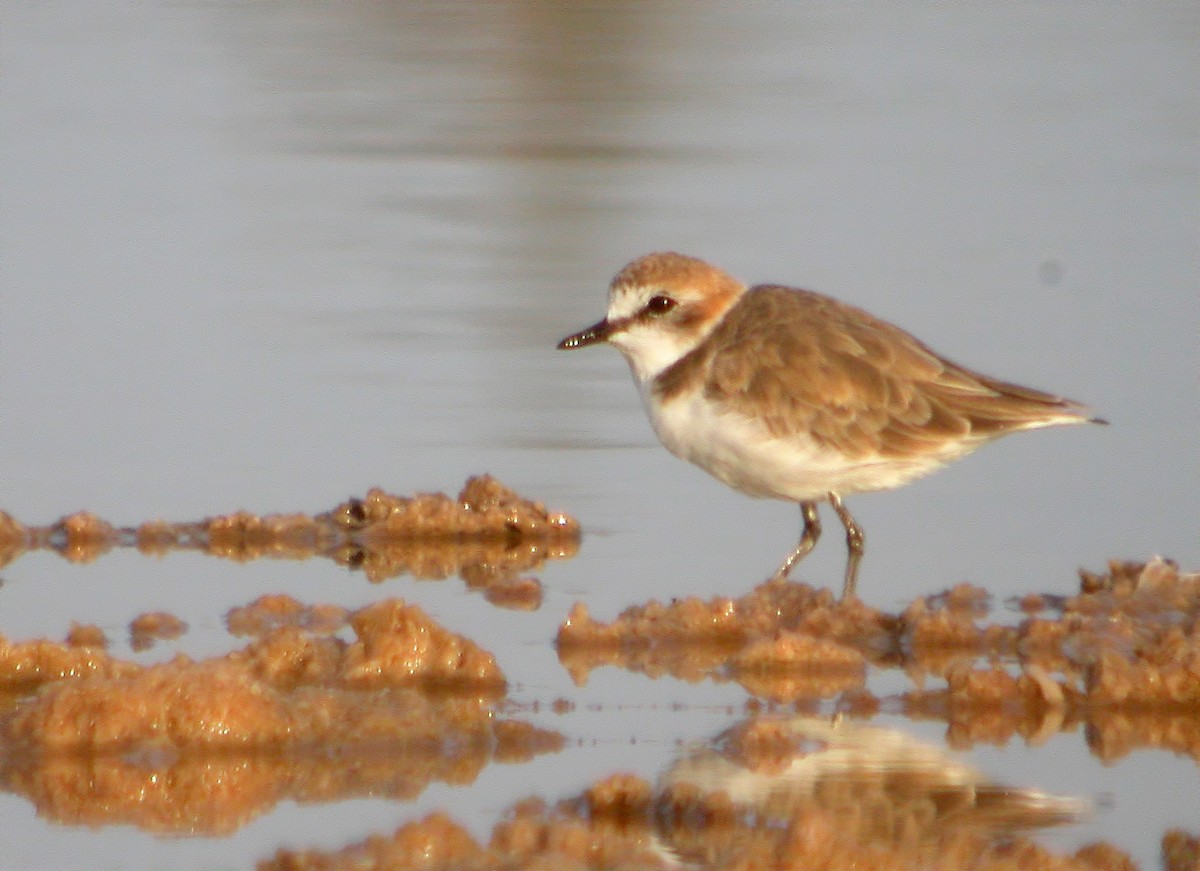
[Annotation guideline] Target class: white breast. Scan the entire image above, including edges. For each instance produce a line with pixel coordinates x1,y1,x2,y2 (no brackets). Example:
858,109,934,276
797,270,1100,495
640,384,947,500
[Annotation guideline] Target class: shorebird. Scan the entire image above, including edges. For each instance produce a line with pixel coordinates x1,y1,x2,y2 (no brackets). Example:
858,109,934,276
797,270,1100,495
558,252,1103,597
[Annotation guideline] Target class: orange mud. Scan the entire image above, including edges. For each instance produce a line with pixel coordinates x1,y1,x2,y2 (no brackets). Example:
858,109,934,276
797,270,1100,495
64,623,108,649
0,476,578,608
0,713,561,836
129,610,188,651
1164,830,1200,871
1,473,1196,864
0,479,579,833
0,596,560,833
227,595,350,637
258,761,1135,871
0,509,24,569
558,580,883,694
1,597,505,707
559,558,1200,756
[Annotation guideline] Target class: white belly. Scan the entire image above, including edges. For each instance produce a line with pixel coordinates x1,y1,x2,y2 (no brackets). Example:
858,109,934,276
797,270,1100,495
642,387,944,501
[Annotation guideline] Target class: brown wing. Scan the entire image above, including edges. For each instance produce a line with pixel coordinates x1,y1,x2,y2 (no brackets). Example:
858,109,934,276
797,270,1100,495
686,285,1093,460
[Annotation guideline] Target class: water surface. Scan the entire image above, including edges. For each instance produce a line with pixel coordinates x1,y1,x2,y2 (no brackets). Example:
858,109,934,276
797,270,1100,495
1,2,1197,868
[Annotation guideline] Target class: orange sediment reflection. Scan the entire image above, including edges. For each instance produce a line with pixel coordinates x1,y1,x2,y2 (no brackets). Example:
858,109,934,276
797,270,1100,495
558,558,1200,754
129,611,188,651
0,476,579,608
1,473,1196,863
257,739,1121,871
0,594,561,834
1,717,563,836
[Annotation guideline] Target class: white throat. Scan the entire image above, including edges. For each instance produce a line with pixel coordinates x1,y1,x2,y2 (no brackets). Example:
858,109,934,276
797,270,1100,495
608,325,697,384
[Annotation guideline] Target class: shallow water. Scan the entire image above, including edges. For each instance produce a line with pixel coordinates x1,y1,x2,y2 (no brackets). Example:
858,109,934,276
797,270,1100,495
1,2,1197,868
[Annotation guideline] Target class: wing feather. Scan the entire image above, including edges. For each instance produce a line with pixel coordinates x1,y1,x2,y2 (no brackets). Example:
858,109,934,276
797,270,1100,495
688,285,1093,460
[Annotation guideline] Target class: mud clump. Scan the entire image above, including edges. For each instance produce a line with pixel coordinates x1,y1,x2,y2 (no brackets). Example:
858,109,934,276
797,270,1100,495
0,476,579,607
129,611,188,651
2,598,505,754
0,635,140,690
0,595,558,834
559,558,1200,705
557,579,888,696
558,559,1200,761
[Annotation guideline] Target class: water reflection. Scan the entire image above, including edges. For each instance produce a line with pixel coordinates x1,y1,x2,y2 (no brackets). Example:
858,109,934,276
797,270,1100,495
257,716,1097,869
0,588,561,836
558,558,1200,762
658,715,1089,863
0,476,577,609
4,498,1200,865
0,734,560,837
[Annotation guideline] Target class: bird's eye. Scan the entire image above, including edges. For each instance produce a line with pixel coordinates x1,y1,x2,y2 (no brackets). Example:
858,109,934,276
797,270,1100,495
646,295,676,316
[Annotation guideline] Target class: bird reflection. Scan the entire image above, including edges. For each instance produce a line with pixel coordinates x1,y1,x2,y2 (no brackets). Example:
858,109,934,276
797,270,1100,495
652,715,1089,865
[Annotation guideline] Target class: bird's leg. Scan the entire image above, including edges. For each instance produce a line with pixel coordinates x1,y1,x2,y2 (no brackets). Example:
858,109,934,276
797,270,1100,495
772,500,821,580
827,492,864,599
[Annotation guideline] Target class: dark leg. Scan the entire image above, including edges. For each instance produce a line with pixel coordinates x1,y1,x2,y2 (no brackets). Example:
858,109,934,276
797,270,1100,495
827,492,864,599
772,501,821,580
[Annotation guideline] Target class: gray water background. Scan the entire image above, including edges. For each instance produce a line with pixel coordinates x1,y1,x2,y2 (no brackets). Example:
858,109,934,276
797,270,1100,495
1,3,1197,868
